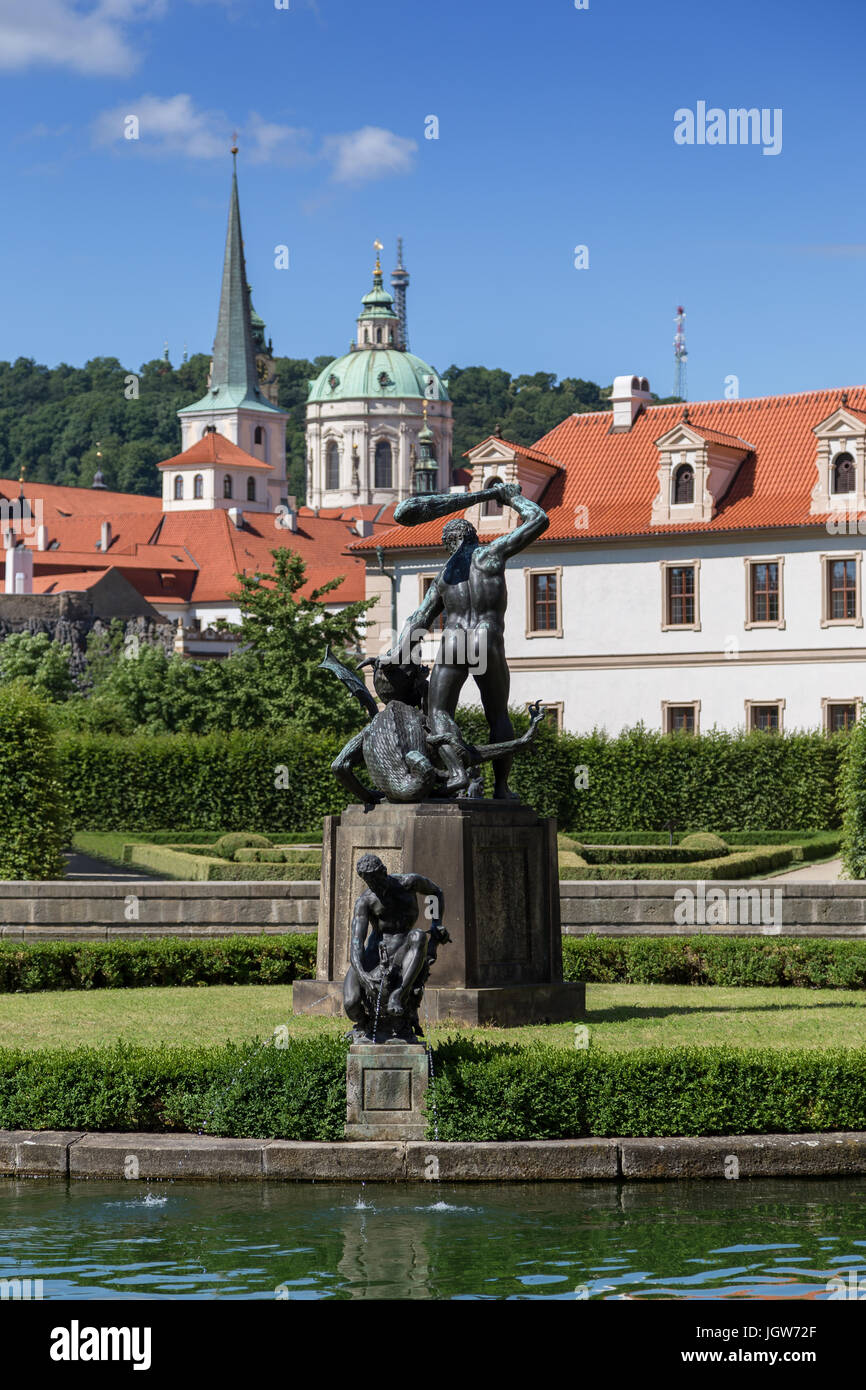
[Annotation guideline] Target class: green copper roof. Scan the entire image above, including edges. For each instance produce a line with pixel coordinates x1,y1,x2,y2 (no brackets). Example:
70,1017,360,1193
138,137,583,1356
179,156,283,419
358,262,399,321
308,348,449,403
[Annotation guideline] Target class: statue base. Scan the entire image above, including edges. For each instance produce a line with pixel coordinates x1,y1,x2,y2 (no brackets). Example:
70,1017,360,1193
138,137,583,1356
345,1042,429,1141
293,798,585,1028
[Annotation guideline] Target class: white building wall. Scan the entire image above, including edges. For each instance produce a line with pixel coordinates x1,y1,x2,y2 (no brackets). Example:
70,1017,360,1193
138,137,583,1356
385,530,866,733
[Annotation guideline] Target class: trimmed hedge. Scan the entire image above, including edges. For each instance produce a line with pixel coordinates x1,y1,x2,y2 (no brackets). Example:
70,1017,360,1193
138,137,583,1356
0,683,68,879
0,1040,347,1140
430,1042,866,1140
559,846,795,880
214,833,272,858
562,935,866,989
572,844,726,865
4,934,864,994
0,935,317,993
55,721,846,834
842,721,866,879
1,1039,865,1139
123,843,321,881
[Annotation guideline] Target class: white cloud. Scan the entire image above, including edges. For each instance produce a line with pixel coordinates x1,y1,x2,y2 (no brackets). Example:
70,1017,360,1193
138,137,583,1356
92,93,231,158
92,95,417,188
323,126,417,184
0,0,162,75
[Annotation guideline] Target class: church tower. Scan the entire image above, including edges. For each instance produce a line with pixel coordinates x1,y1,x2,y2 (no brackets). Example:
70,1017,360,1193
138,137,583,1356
305,244,452,510
174,147,288,513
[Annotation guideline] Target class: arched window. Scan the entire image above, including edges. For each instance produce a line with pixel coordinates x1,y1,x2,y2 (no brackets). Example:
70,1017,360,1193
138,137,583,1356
193,474,203,499
254,425,263,445
673,463,694,505
483,477,503,517
374,439,392,489
833,452,856,494
246,476,256,502
223,475,233,499
376,327,382,344
364,329,370,344
173,475,184,500
325,440,340,491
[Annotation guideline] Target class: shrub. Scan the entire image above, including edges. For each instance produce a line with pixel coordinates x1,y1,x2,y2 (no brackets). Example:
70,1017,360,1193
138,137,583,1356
679,832,729,854
573,845,724,865
559,846,795,880
2,1039,865,1139
0,935,317,993
213,832,272,859
561,935,866,989
842,722,866,879
430,1042,866,1140
0,682,69,879
55,721,845,835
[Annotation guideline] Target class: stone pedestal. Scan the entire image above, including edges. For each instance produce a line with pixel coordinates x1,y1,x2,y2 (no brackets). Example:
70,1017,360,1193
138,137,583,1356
345,1043,429,1141
293,798,585,1027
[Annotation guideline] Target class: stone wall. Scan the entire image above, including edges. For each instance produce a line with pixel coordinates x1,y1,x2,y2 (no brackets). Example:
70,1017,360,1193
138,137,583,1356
1,879,864,940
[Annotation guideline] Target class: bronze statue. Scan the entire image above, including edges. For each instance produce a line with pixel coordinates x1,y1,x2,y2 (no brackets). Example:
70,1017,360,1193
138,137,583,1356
344,854,450,1043
382,480,549,799
320,648,544,805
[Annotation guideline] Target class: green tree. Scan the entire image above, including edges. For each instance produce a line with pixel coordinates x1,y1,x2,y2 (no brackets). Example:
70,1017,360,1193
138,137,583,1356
0,632,74,701
223,547,374,733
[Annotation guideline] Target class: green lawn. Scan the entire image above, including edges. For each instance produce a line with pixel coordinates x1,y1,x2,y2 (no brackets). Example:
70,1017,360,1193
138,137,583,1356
2,983,864,1051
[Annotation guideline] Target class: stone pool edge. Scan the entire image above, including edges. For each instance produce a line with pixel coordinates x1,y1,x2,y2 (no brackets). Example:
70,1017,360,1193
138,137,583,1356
2,1129,866,1181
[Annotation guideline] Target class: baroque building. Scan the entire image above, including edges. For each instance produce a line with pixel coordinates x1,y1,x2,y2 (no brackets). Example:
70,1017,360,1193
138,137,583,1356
305,247,453,510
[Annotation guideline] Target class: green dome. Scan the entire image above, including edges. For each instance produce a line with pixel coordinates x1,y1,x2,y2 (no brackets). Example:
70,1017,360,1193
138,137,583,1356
308,349,449,403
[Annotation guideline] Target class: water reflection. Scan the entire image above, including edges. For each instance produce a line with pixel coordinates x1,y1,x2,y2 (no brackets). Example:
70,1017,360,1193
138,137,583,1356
0,1178,863,1301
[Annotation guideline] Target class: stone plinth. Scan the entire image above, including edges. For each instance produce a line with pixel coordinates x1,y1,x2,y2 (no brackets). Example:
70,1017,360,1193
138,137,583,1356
293,798,585,1026
345,1043,429,1141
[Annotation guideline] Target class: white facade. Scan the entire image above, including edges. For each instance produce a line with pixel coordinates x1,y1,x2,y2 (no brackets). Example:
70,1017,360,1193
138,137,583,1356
306,398,452,510
378,528,866,734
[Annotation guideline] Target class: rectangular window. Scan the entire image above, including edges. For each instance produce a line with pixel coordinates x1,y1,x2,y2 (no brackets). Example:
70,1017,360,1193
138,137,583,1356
667,705,696,734
535,702,563,732
825,702,858,733
667,565,695,625
747,702,783,733
751,562,779,623
829,559,857,621
420,576,444,631
532,572,558,631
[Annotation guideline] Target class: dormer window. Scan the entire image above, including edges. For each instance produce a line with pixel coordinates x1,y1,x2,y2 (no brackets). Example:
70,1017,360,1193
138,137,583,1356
833,452,855,494
223,475,233,499
483,478,504,517
673,464,694,505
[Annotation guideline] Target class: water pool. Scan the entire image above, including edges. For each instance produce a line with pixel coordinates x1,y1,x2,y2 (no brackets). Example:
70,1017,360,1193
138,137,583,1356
1,1178,863,1300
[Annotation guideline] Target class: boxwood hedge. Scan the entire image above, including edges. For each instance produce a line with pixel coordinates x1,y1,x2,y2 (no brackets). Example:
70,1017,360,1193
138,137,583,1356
1,1039,864,1140
54,720,846,834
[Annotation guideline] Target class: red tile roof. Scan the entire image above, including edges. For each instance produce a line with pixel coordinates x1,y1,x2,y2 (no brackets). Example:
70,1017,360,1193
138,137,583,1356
351,386,866,552
156,433,274,472
463,435,560,467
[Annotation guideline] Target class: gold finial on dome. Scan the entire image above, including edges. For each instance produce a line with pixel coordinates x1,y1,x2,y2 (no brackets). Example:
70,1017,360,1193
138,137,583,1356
373,239,383,274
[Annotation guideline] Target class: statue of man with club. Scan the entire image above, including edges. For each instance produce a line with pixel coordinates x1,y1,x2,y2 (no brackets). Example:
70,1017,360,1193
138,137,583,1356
381,479,549,799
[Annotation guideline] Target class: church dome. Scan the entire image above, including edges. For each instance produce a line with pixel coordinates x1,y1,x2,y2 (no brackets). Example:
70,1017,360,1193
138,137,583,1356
308,348,449,404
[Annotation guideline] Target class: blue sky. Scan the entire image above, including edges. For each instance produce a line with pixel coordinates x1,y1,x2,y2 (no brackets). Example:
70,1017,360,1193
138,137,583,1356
2,0,865,402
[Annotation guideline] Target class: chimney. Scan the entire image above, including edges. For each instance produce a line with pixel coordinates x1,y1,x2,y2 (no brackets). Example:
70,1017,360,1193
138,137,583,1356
354,517,373,537
282,495,298,533
610,375,652,431
37,525,48,551
228,507,244,529
99,520,111,552
5,545,33,595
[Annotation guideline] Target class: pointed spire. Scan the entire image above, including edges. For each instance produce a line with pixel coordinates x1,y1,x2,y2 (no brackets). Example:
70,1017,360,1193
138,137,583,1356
208,145,262,405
